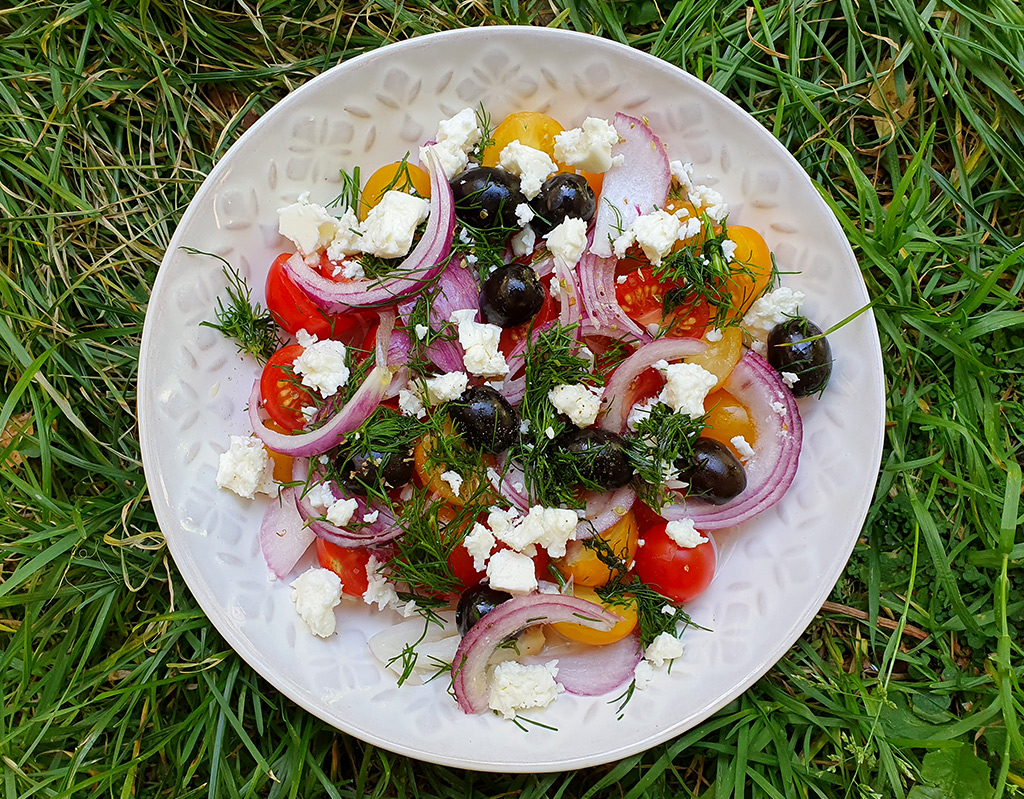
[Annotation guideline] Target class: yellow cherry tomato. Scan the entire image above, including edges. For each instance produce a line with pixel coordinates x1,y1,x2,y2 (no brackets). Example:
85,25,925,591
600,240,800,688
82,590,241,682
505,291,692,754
263,421,295,482
481,111,568,169
412,429,480,507
554,510,638,588
702,389,758,459
551,586,638,645
359,161,431,220
685,325,743,390
722,225,773,316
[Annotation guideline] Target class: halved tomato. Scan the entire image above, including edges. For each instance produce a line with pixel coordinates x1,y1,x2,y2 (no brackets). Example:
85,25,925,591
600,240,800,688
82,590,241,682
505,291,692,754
260,345,314,432
614,261,709,338
316,539,371,598
359,160,431,220
266,253,365,342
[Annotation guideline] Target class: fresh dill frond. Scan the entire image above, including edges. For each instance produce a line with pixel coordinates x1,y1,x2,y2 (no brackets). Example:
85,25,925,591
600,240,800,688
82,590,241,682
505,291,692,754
597,575,699,649
451,219,521,284
332,165,362,212
404,290,458,375
624,402,706,509
378,152,425,197
198,257,279,364
471,103,494,162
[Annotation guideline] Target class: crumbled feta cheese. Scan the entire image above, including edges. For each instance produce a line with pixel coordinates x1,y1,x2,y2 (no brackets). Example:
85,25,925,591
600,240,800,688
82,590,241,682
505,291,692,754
721,239,738,263
420,141,466,181
645,632,685,667
325,497,358,527
414,323,430,340
290,568,343,637
545,426,556,440
424,371,469,404
689,184,728,222
511,225,537,257
463,522,496,571
742,287,806,339
625,397,657,431
397,387,426,418
705,327,723,342
305,481,336,510
519,418,531,434
492,505,578,558
515,202,535,227
362,510,380,524
450,309,509,377
437,108,482,153
781,371,800,388
613,209,684,266
278,193,343,256
487,660,563,719
357,191,430,259
325,209,362,261
679,216,702,240
363,555,399,610
770,399,786,416
216,435,273,498
664,518,708,549
440,470,464,497
548,383,603,428
498,141,556,200
616,274,627,284
669,160,693,192
486,548,539,594
545,217,588,270
553,117,622,173
655,360,717,418
337,258,364,280
731,435,755,461
633,659,655,690
293,338,350,397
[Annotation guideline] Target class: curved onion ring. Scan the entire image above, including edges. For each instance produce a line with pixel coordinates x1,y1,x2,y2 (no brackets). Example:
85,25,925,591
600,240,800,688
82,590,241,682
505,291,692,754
577,252,648,341
574,485,636,540
525,631,641,696
661,350,803,530
599,337,707,433
283,148,455,309
452,594,622,714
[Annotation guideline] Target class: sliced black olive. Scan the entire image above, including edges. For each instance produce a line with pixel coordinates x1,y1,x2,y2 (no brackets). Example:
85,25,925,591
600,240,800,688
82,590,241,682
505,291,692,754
529,173,596,235
675,438,746,505
766,317,832,397
556,428,634,490
450,167,525,229
335,448,413,495
480,263,546,328
448,385,519,454
456,583,513,636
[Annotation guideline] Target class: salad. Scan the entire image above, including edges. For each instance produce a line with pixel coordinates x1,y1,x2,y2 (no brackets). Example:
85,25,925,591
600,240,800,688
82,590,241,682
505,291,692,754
208,107,833,721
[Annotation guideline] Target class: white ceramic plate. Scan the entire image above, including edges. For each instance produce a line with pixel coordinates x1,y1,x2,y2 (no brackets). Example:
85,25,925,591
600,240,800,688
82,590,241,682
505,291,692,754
138,27,884,772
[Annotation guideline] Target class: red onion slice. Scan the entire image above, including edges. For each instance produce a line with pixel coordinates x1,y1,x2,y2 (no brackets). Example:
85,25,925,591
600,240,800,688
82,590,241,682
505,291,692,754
451,594,622,714
399,254,479,373
590,113,671,258
260,487,314,578
575,485,636,540
282,148,455,310
599,337,707,433
248,365,391,457
577,252,649,341
524,632,641,696
661,350,803,529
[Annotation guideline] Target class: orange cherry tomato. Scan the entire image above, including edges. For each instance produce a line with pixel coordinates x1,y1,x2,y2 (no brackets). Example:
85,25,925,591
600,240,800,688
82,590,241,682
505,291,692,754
685,325,744,389
722,225,773,316
359,161,431,220
481,111,568,169
702,389,757,459
550,586,638,645
554,510,639,588
259,345,314,432
262,421,295,481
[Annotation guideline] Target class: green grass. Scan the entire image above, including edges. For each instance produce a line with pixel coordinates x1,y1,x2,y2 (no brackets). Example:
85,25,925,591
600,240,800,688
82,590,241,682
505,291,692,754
2,0,1022,796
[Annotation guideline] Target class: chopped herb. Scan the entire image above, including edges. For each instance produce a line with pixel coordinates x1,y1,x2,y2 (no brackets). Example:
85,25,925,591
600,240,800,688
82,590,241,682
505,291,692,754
624,402,706,509
198,257,279,364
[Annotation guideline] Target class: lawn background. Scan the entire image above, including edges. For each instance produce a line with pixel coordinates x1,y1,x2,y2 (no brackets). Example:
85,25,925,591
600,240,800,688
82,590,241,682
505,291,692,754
1,1,1022,797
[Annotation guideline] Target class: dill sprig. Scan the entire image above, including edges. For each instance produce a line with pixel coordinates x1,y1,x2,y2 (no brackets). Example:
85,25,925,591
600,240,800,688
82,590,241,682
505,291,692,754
598,575,698,650
404,289,459,376
451,219,522,285
624,402,706,510
331,165,362,212
508,324,606,508
471,103,494,162
199,259,279,364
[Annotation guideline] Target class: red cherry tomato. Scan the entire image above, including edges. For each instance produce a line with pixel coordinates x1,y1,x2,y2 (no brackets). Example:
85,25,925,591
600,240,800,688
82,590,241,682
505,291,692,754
615,262,709,338
499,273,559,356
259,344,314,432
316,539,371,598
447,541,550,593
632,522,716,605
265,253,366,342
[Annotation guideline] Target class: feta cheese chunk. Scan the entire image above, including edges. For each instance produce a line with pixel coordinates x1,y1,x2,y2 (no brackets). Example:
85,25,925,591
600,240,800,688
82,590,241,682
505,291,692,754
664,518,709,549
731,435,755,461
554,117,622,173
633,659,655,690
397,387,426,418
418,108,483,180
545,217,588,270
293,338,350,397
612,209,683,266
511,225,537,257
424,371,469,405
742,287,806,339
363,555,399,610
463,522,496,571
357,190,430,259
216,435,274,498
450,309,509,377
325,497,359,527
488,660,563,719
644,632,685,667
492,505,578,558
440,470,464,497
655,360,717,418
486,548,539,594
498,141,557,199
277,193,343,256
324,208,362,261
290,568,343,637
548,383,603,428
515,202,535,227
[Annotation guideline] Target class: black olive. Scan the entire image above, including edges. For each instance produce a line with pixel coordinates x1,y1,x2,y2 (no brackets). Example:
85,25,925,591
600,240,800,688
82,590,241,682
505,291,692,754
450,167,525,229
675,438,746,505
456,583,512,636
448,385,519,454
766,317,832,397
335,448,413,495
557,428,634,490
480,263,546,328
529,173,596,234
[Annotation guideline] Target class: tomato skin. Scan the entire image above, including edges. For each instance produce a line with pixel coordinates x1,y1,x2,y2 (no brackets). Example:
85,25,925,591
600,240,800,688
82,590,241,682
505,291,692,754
723,225,773,316
260,345,314,432
360,161,431,220
316,539,371,597
554,510,638,588
481,112,566,168
550,586,638,645
632,523,716,605
702,389,757,459
614,262,709,338
266,253,369,342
